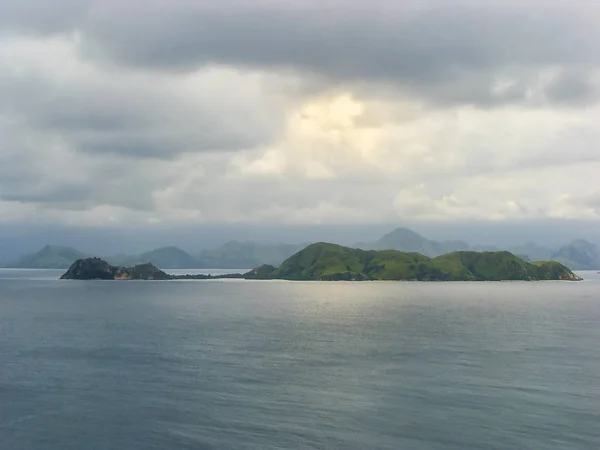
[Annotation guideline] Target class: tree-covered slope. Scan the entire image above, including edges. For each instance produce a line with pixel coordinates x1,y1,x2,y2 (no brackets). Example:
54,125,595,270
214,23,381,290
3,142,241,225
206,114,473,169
252,243,580,281
432,251,543,281
60,258,241,280
270,243,368,280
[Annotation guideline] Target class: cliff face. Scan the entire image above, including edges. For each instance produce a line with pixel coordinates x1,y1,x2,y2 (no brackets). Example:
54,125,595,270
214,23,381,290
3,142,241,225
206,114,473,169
60,258,116,280
60,258,171,280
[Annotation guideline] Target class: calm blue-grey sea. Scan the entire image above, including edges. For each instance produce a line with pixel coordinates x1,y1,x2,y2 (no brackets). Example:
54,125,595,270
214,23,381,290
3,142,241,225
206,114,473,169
1,270,599,449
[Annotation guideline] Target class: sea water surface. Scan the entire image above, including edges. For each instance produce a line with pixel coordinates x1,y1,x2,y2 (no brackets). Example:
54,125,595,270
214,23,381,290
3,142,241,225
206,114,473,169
1,270,599,449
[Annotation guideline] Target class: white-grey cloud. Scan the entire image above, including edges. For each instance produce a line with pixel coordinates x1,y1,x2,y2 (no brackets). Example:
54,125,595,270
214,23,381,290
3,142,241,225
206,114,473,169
0,0,599,231
0,36,285,159
0,0,92,35
75,1,600,106
3,0,599,106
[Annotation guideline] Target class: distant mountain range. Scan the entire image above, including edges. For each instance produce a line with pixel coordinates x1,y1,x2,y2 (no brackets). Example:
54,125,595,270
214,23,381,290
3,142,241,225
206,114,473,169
3,227,599,270
3,245,89,269
356,227,472,256
3,241,304,270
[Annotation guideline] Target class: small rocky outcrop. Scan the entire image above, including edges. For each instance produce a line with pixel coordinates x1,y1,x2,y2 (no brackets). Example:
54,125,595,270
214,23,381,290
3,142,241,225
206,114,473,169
60,258,172,280
60,257,117,280
559,272,584,281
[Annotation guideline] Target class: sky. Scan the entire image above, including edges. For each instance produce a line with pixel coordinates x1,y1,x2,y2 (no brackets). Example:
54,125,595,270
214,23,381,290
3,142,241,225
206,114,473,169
1,0,600,256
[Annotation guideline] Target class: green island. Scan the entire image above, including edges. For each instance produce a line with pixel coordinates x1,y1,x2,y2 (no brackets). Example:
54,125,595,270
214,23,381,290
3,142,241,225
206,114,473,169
60,257,242,281
60,243,582,281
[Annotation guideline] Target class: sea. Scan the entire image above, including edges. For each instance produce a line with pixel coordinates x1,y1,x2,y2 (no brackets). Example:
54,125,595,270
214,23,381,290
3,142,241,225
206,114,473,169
1,269,599,449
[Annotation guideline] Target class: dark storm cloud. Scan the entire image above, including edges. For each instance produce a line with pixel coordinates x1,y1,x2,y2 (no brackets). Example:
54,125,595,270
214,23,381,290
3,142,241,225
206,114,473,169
545,70,599,106
1,1,598,107
0,185,93,205
0,133,163,210
33,93,268,158
75,131,257,158
0,53,280,159
82,2,592,67
76,0,599,106
0,0,599,229
0,0,95,36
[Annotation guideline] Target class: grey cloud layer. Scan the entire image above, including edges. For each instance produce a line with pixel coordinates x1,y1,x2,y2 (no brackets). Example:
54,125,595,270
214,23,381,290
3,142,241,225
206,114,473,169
0,60,279,159
0,0,91,35
39,1,600,106
0,0,599,227
2,1,598,107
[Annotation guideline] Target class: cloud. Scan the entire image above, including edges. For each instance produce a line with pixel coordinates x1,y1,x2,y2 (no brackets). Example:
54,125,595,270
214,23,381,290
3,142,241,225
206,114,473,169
0,35,286,158
544,69,599,106
0,0,599,232
3,1,599,108
0,0,92,35
75,0,600,107
391,161,600,222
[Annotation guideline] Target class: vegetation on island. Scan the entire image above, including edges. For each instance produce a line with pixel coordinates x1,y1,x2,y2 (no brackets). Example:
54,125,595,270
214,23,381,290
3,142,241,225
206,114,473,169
60,258,245,280
60,243,581,281
245,243,582,281
60,258,173,280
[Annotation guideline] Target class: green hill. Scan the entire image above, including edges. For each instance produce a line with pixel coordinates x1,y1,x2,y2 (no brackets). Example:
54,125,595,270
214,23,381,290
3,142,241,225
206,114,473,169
60,258,242,281
433,251,541,281
4,245,88,269
60,258,173,280
248,243,581,281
